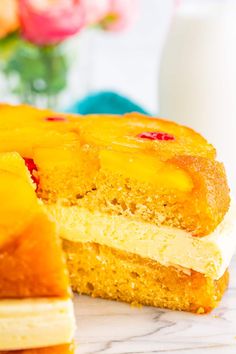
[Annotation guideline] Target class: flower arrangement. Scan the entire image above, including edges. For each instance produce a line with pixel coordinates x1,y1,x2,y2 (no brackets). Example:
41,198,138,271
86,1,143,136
0,0,138,108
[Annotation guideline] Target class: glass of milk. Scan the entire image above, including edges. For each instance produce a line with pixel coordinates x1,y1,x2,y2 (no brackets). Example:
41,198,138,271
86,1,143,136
159,0,236,191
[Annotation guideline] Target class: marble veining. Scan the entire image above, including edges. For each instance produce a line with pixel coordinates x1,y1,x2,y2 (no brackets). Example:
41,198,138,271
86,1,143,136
74,255,236,354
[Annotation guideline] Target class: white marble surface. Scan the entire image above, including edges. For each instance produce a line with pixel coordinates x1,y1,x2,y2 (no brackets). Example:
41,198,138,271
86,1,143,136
73,255,236,354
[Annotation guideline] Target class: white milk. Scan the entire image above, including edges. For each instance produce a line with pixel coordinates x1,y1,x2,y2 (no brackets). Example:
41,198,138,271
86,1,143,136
159,0,236,191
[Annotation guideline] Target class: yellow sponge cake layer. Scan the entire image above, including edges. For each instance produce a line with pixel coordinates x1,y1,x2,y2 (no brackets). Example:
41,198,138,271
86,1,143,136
64,240,229,314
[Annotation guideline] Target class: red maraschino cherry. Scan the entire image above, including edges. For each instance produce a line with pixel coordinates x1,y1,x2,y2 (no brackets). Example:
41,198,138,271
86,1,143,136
45,116,67,122
23,157,39,187
137,131,175,141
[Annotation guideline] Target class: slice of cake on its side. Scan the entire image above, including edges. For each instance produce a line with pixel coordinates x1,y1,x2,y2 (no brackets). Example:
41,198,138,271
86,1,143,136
0,347,74,354
0,104,235,313
0,152,75,353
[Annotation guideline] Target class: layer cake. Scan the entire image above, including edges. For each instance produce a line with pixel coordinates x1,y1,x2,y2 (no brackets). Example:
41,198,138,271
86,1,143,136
0,104,234,315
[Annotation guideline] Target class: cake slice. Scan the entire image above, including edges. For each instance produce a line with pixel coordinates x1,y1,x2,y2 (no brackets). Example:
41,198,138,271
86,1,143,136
0,104,234,313
0,152,75,352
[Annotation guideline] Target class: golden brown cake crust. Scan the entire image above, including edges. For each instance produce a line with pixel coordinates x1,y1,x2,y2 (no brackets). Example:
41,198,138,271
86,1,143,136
64,240,229,314
0,212,70,298
0,344,74,354
170,155,230,235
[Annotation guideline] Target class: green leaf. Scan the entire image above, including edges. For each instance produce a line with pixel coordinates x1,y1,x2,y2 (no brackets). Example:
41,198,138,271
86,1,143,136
0,32,21,61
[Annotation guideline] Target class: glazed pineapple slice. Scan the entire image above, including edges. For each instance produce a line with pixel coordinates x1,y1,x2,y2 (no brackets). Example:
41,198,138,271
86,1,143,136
0,104,69,129
0,153,38,247
0,128,78,157
0,152,34,184
0,170,38,248
78,113,216,159
99,149,193,193
0,104,79,157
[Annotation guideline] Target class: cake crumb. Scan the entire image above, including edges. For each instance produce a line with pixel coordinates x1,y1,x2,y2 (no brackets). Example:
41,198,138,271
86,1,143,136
197,307,205,314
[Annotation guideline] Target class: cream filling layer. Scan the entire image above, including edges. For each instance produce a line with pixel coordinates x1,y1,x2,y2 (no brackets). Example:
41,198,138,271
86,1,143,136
47,204,236,280
0,298,75,350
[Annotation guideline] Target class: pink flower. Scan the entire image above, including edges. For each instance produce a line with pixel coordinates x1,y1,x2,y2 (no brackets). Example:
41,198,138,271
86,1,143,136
102,0,139,32
81,0,110,26
19,0,85,45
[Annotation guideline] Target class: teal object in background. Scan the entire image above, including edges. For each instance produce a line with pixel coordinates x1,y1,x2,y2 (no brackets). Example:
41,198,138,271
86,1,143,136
65,91,150,115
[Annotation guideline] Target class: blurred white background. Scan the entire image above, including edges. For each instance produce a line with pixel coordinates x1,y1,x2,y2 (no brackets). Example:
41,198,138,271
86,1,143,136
0,0,172,114
81,0,173,114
